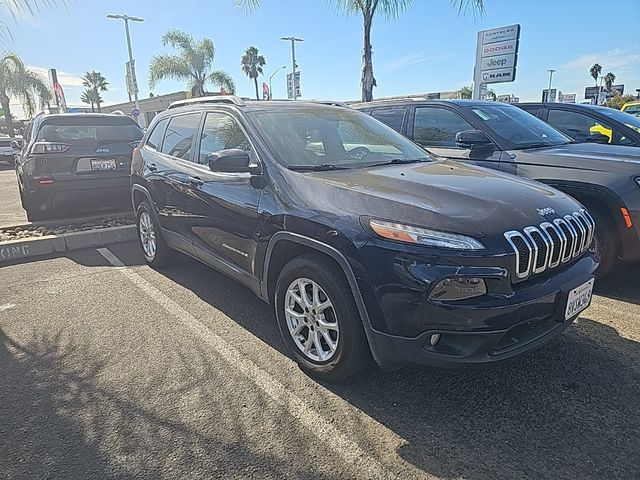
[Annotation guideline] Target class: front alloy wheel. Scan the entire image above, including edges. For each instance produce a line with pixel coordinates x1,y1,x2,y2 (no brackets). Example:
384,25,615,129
284,278,339,362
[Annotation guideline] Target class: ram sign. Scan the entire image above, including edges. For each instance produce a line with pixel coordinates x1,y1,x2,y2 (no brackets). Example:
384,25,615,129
473,24,521,98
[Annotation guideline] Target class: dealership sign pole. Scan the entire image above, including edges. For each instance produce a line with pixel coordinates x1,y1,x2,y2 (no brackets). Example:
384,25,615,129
472,24,521,100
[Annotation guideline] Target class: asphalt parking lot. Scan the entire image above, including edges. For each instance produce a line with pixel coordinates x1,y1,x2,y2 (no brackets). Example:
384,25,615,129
0,241,638,479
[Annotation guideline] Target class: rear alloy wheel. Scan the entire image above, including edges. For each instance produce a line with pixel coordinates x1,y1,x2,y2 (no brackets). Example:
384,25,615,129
136,201,175,267
275,253,372,381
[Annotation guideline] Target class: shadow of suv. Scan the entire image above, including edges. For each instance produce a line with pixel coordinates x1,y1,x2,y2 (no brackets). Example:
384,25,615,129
131,96,597,381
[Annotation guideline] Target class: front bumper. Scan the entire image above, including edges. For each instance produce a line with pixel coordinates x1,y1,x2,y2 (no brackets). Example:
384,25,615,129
353,241,597,369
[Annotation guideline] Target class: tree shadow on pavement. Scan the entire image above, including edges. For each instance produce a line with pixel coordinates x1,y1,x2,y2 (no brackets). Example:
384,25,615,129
0,325,339,479
158,253,640,480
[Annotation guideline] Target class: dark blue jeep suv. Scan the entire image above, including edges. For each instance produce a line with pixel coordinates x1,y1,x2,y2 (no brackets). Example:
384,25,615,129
130,96,597,380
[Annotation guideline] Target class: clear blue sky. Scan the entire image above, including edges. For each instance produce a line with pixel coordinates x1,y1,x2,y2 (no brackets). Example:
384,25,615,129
6,0,640,115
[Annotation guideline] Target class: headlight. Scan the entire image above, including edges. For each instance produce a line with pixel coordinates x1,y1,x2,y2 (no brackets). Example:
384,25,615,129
429,277,487,301
368,219,484,250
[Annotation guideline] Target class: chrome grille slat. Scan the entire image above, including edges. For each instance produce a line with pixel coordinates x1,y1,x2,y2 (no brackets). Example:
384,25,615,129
504,209,594,283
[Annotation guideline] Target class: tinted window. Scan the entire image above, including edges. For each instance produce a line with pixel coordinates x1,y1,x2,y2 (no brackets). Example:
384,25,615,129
146,118,169,150
37,116,143,145
198,113,251,164
371,107,405,132
248,107,428,168
465,104,570,149
518,105,540,117
161,113,201,161
547,110,617,144
413,107,475,147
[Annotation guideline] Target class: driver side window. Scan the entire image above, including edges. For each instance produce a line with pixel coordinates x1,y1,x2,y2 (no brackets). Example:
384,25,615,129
198,112,252,164
413,107,475,147
547,110,616,144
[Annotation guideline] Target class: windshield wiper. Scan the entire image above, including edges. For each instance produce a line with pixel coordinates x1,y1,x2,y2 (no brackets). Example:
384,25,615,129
287,163,350,171
362,157,429,168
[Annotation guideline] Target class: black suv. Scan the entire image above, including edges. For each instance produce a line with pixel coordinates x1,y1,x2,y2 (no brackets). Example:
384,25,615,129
518,102,640,147
354,99,640,273
15,113,144,221
131,96,597,380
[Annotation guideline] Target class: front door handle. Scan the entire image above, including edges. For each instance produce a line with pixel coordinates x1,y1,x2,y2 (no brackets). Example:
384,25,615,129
187,175,204,186
147,162,157,171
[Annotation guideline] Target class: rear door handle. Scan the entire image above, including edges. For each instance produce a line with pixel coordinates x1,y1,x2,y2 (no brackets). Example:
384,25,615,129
147,162,157,171
187,175,204,186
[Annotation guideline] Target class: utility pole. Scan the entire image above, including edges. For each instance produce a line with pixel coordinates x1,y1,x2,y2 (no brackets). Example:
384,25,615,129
269,65,287,100
107,14,143,114
280,36,304,99
547,69,556,102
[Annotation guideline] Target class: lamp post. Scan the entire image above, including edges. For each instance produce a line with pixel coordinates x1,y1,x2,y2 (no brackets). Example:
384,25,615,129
107,14,143,113
268,65,287,100
547,69,556,102
280,36,304,99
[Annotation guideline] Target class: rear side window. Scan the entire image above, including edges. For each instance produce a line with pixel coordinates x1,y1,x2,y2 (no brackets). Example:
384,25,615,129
370,107,405,133
413,107,475,147
146,118,169,150
519,106,540,117
161,113,201,161
37,116,143,144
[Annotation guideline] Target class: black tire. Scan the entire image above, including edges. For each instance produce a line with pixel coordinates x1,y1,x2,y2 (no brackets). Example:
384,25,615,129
25,207,47,222
136,201,175,268
275,253,372,381
590,208,618,276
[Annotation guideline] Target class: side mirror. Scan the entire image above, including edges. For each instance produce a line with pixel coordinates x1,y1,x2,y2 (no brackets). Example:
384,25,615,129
586,133,610,144
455,130,489,149
10,140,20,150
208,149,252,173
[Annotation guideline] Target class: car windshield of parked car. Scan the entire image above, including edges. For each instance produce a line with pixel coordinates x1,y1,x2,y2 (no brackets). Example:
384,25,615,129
37,116,144,145
248,107,429,169
465,104,572,150
594,106,640,133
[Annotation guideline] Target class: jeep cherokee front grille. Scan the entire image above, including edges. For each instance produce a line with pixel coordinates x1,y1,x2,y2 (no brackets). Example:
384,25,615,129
504,209,595,282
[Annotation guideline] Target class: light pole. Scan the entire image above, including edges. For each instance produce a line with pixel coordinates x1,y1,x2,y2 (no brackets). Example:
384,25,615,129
268,65,287,100
547,69,556,102
280,36,304,99
107,14,143,114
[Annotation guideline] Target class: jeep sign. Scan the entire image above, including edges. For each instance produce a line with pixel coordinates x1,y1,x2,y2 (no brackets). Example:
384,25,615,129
473,24,520,97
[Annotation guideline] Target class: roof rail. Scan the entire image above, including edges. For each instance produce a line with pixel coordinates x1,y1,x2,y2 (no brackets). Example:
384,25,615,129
307,100,349,108
168,95,246,109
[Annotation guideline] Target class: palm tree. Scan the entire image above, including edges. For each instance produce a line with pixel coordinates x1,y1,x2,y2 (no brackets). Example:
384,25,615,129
589,63,602,88
149,29,236,98
236,0,485,102
458,86,472,99
80,88,101,112
604,72,616,95
81,71,108,112
241,46,266,100
0,53,50,136
0,0,71,45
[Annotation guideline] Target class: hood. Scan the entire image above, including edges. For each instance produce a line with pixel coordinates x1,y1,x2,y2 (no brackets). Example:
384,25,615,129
279,160,582,239
517,142,640,170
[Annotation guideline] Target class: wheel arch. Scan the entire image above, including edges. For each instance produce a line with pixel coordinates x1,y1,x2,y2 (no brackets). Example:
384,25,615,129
261,232,384,366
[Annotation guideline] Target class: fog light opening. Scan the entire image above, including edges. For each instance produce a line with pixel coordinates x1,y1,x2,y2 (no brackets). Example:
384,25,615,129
429,277,487,301
429,333,441,346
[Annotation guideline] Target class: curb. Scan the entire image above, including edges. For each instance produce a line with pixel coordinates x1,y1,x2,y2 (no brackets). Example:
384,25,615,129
0,225,136,264
0,211,134,231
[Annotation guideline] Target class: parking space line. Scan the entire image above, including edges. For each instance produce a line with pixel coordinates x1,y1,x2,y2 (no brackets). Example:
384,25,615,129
96,247,413,480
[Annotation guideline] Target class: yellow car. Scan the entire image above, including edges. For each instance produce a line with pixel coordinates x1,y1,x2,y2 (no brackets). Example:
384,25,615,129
622,101,640,117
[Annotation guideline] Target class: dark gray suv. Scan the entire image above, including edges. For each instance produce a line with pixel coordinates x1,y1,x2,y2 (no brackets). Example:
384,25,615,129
354,99,640,273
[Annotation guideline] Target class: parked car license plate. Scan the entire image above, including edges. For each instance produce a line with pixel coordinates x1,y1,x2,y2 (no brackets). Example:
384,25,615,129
90,159,117,171
565,278,594,320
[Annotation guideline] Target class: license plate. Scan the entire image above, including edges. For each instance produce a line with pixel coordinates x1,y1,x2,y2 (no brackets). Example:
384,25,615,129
90,159,117,171
565,278,594,320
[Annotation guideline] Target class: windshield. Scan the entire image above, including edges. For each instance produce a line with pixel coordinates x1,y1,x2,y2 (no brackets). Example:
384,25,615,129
623,104,640,116
248,107,429,169
38,117,144,145
464,104,572,149
594,105,640,132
